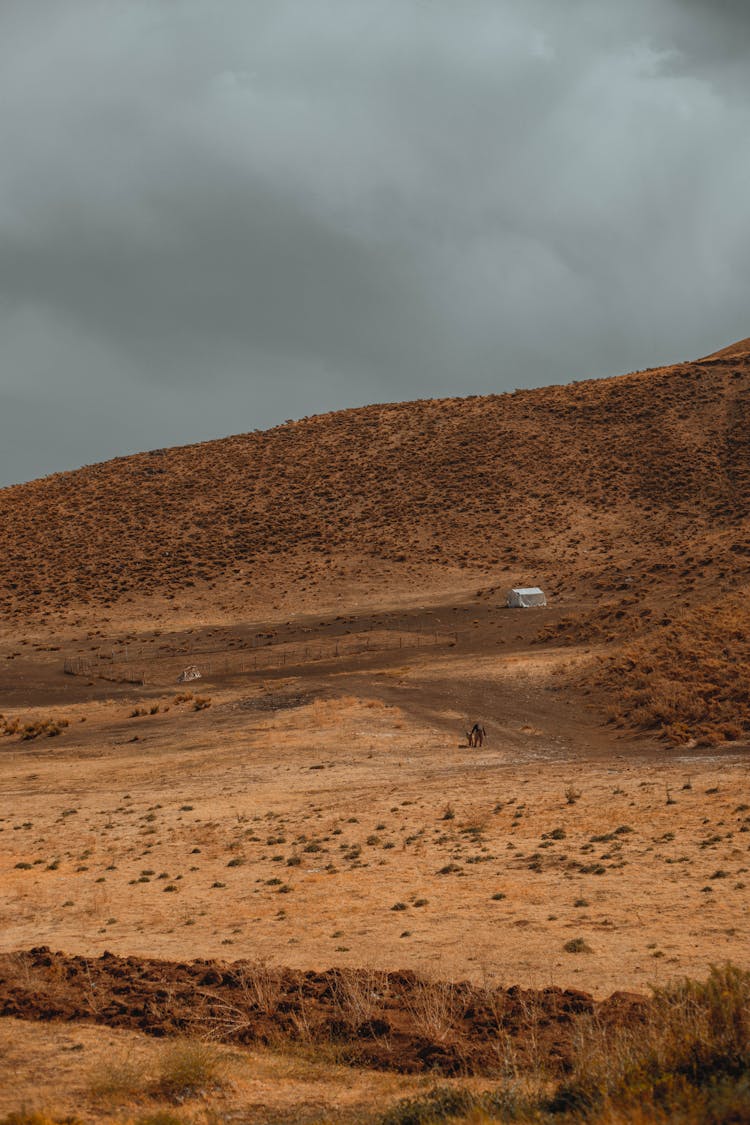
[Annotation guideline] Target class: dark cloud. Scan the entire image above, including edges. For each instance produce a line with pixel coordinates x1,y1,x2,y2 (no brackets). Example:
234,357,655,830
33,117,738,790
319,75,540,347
1,1,749,484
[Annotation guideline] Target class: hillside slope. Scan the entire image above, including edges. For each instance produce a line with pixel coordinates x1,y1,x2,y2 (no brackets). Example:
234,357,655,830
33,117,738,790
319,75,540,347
2,341,750,624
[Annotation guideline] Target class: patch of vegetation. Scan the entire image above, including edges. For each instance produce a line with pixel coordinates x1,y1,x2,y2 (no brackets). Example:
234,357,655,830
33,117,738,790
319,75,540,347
563,938,592,954
379,964,750,1124
377,1086,526,1125
594,600,750,744
549,963,750,1121
152,1037,226,1100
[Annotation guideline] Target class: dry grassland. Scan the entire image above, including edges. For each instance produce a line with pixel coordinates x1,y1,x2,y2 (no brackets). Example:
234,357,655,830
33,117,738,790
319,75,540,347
2,670,748,995
0,1016,441,1124
2,338,750,1121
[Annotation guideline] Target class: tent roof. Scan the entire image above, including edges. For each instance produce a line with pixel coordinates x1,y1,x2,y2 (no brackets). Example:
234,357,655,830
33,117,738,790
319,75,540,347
510,587,544,595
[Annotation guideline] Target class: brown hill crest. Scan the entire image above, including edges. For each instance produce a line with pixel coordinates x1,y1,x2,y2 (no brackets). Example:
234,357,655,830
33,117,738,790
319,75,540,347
1,340,749,623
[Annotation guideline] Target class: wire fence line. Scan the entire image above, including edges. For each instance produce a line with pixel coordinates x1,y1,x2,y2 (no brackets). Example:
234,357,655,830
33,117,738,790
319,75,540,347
62,629,458,687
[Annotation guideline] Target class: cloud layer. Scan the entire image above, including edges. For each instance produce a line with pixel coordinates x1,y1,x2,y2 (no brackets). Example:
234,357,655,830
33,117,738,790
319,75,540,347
1,0,749,484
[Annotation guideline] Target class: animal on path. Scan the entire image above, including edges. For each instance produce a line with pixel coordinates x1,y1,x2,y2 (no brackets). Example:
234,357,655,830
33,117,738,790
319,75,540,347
467,723,486,748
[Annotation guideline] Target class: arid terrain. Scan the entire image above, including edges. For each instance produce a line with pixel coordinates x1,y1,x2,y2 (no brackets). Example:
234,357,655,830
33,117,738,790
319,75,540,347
1,338,749,1122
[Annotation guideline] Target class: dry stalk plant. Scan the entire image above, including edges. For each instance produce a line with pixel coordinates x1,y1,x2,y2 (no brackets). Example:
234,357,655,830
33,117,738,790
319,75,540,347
88,1050,147,1102
405,978,461,1043
199,960,284,1039
289,983,317,1042
329,967,389,1030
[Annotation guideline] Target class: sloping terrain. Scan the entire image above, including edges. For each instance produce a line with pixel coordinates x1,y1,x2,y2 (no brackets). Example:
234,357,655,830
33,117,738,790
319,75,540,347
1,339,750,626
2,340,750,1122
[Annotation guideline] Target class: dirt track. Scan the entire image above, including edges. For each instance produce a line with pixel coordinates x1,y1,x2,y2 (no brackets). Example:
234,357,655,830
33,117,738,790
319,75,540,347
0,947,647,1076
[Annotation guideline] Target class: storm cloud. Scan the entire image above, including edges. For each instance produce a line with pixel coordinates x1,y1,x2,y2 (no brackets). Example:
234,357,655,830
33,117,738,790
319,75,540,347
1,0,749,484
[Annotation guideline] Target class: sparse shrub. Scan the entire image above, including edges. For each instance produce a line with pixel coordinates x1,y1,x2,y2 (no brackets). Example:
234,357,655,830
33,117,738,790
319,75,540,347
377,1086,525,1125
0,1114,84,1125
152,1037,226,1100
593,601,750,744
330,967,388,1031
134,1113,184,1125
550,963,750,1119
563,937,592,953
88,1052,145,1100
405,980,461,1043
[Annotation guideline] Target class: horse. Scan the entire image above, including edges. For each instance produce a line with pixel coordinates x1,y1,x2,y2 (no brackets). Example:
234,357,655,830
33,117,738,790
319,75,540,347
467,723,486,748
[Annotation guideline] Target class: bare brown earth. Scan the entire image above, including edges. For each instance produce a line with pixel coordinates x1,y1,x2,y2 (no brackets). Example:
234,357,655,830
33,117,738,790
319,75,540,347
1,588,748,995
0,947,645,1076
1,338,750,1119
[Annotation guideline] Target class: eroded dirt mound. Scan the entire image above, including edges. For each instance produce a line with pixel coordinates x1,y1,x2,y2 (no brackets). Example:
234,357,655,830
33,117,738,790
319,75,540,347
0,948,647,1076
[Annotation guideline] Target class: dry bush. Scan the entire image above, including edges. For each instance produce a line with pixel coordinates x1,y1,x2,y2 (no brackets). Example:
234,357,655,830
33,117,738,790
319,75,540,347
87,1051,146,1101
0,1116,83,1125
594,600,750,744
376,1085,531,1125
6,716,70,741
551,963,750,1120
329,968,389,1030
200,960,284,1037
152,1037,227,1101
405,979,461,1043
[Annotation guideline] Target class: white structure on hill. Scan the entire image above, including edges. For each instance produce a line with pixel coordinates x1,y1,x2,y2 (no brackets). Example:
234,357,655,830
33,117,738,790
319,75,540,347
506,587,547,608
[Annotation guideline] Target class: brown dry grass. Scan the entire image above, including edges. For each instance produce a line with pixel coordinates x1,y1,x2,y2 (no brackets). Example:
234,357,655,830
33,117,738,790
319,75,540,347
1,676,748,996
2,341,750,1120
591,598,750,744
0,1016,438,1124
1,345,749,638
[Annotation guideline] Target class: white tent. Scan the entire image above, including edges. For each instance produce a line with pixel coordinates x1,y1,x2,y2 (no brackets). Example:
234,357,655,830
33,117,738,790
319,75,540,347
506,586,547,608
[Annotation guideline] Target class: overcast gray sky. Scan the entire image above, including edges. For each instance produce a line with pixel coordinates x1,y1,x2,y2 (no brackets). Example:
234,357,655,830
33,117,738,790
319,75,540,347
1,0,749,485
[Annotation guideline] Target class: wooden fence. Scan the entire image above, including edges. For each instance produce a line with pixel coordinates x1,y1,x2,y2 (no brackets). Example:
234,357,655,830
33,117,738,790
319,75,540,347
62,629,457,687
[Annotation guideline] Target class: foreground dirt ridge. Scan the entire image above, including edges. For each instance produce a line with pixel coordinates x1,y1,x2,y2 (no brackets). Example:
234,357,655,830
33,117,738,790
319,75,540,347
0,947,646,1076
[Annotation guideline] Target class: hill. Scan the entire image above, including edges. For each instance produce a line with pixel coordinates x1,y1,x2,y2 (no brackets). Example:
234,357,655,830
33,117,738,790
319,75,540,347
2,338,750,1103
2,340,750,625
